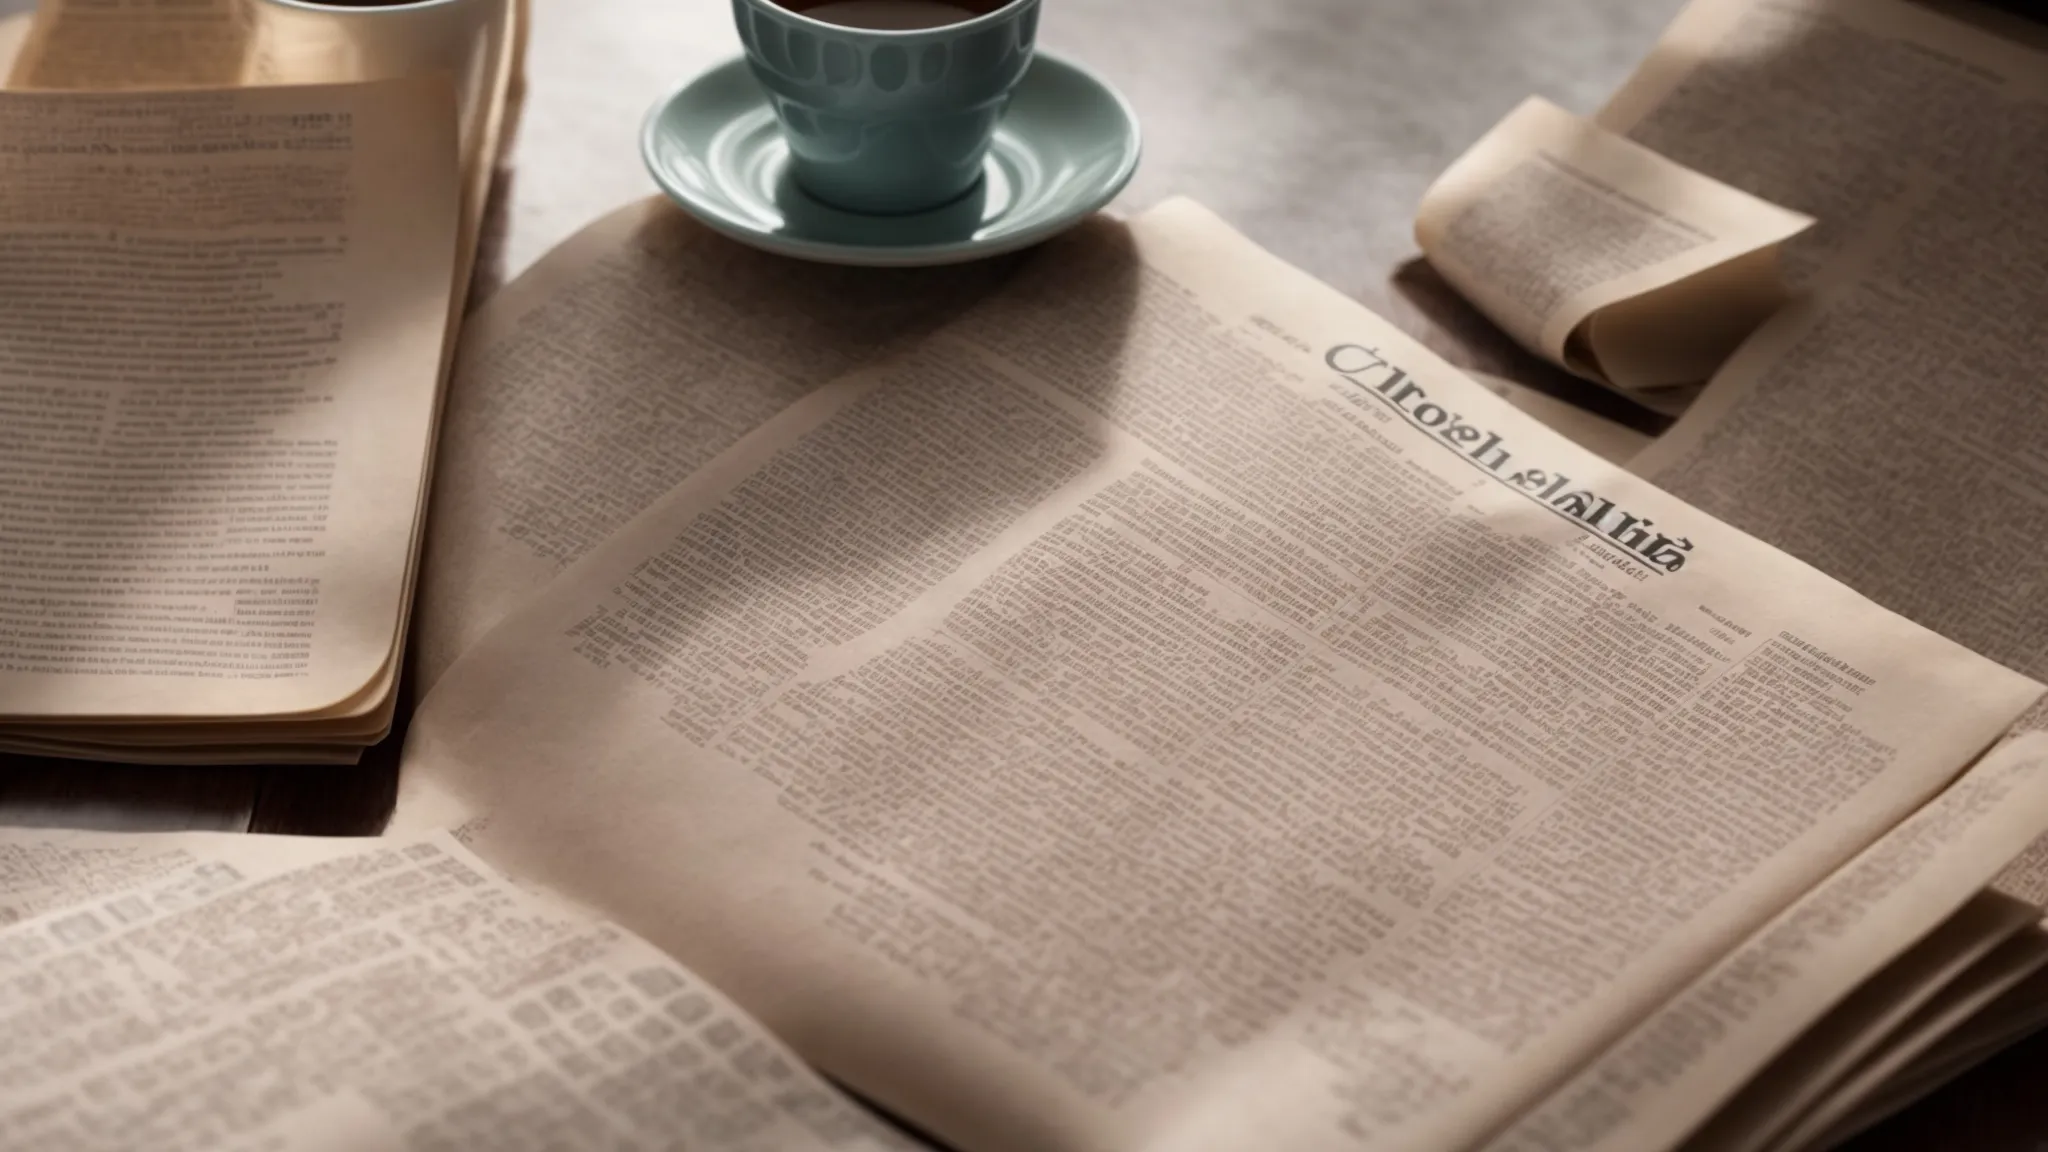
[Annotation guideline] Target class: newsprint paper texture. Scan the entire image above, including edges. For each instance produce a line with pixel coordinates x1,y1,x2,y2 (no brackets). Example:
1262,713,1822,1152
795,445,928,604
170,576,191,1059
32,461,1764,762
0,0,518,762
0,827,918,1152
411,198,1017,690
394,200,2045,1152
0,79,459,730
1611,0,2048,707
1600,0,2048,899
1418,96,1810,404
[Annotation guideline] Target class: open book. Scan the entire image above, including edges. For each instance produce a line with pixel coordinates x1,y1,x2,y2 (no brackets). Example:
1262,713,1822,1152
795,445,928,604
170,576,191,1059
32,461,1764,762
0,0,522,764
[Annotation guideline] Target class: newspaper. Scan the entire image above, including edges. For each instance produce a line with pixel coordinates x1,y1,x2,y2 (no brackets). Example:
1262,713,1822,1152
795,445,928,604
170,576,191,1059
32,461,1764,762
412,198,1016,688
1611,0,2048,710
1419,97,1811,409
0,826,918,1151
391,199,2046,1152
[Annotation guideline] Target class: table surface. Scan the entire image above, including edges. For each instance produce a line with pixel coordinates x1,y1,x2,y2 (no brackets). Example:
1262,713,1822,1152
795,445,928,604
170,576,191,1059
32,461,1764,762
3,1,2045,1148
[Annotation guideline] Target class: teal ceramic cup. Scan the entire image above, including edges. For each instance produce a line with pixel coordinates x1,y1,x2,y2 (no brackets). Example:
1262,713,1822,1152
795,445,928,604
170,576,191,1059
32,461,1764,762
731,0,1042,214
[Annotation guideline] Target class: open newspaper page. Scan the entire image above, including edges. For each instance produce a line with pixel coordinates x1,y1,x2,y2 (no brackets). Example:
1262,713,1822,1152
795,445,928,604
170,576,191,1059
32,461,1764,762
412,197,1017,687
1687,901,2048,1152
395,199,2041,1152
0,79,459,727
1417,97,1810,405
1485,735,2048,1150
0,827,921,1152
1598,0,2048,879
1609,0,2048,681
0,829,198,924
1598,0,2048,289
1469,371,1654,465
1801,954,2048,1148
1758,926,2048,1152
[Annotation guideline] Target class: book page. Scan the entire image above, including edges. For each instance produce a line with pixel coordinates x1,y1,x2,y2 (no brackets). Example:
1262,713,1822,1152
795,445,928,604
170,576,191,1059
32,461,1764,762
1483,734,2048,1152
0,827,921,1152
10,0,528,209
1416,97,1810,402
7,0,521,737
412,196,1017,687
1992,830,2048,903
12,0,517,743
0,80,459,721
395,199,2042,1152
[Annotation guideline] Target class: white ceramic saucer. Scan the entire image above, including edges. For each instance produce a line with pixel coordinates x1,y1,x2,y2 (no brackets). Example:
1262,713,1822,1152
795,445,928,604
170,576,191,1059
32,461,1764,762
640,50,1141,267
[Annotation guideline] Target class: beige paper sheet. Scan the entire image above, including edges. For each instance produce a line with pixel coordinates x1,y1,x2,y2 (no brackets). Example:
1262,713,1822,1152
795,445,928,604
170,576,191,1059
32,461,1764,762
0,827,210,923
396,199,2041,1152
410,196,1019,689
0,826,921,1151
1418,97,1811,405
1598,0,2048,285
1467,371,1655,465
1666,891,2038,1152
1484,734,2048,1152
1595,0,2048,901
0,11,28,73
7,0,254,89
0,79,459,723
1762,925,2048,1152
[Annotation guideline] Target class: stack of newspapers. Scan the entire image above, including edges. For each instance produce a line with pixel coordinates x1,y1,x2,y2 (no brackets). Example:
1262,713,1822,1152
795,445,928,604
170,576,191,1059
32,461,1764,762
5,0,2048,1150
0,0,520,763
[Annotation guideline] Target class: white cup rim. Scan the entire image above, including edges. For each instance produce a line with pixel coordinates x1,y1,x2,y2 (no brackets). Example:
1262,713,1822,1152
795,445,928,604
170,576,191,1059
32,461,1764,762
743,0,1037,40
259,0,475,12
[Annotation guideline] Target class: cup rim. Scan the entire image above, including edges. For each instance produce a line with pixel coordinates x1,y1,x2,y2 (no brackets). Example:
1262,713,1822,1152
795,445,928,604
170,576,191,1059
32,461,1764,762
742,0,1037,39
259,0,474,12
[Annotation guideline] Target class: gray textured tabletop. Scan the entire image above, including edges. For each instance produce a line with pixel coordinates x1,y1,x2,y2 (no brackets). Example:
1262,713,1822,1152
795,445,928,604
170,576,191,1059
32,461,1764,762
0,1,2041,1148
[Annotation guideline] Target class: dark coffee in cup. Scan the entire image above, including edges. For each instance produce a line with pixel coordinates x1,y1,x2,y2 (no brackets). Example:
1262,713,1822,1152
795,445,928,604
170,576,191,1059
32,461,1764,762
738,0,1040,211
771,0,1013,31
